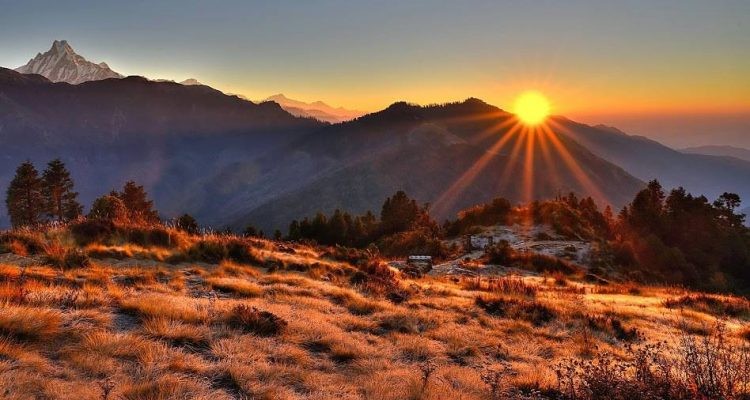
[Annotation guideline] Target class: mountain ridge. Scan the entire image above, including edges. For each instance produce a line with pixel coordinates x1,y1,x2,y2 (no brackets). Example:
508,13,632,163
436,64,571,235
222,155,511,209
681,145,750,162
264,93,365,123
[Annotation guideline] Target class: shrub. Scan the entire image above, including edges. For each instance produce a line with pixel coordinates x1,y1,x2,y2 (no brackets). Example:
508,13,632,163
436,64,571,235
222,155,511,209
556,321,750,399
322,245,374,265
175,214,199,235
461,276,537,297
44,247,91,271
664,294,750,320
69,219,116,245
586,315,639,342
226,305,287,336
485,240,513,265
514,253,579,274
376,229,448,258
226,239,262,265
475,295,556,326
0,230,46,254
187,239,228,263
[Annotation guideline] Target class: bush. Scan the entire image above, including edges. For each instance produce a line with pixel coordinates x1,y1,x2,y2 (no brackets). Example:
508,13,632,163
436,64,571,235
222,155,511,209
45,248,90,271
586,315,639,342
475,295,556,326
187,239,228,263
485,240,513,265
376,229,447,258
175,214,199,235
0,231,46,254
460,276,537,297
69,219,116,245
514,253,579,274
556,321,750,399
226,239,262,265
227,305,287,336
664,294,750,320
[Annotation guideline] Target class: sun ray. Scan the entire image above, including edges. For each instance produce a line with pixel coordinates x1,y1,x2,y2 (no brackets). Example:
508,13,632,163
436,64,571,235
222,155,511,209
496,123,529,196
540,123,609,204
522,126,536,204
431,123,523,217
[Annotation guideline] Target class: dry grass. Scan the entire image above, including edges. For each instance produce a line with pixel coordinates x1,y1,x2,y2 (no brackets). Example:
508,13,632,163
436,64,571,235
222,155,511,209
206,277,263,297
0,225,748,399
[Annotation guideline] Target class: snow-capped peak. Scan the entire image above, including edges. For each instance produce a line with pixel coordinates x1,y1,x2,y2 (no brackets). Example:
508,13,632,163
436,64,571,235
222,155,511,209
15,40,123,84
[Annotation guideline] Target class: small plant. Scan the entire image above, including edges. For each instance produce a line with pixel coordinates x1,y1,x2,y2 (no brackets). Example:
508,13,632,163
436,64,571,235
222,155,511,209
556,321,750,399
187,239,228,263
475,295,556,326
227,304,287,336
461,276,537,297
44,244,91,271
665,294,750,320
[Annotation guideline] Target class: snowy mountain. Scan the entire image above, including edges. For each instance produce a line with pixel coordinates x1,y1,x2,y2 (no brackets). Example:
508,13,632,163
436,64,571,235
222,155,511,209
264,93,365,123
179,78,203,86
15,40,122,84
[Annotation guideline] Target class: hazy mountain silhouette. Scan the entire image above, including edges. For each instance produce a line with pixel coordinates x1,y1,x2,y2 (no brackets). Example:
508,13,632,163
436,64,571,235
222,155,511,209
265,94,365,123
554,119,750,207
680,145,750,162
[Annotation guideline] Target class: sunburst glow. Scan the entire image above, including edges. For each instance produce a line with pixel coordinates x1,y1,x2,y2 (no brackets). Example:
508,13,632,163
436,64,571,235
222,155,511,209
513,91,550,125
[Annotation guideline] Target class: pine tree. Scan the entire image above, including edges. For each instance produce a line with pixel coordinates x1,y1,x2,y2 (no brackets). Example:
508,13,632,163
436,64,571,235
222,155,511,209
42,158,82,222
6,161,44,227
118,181,159,224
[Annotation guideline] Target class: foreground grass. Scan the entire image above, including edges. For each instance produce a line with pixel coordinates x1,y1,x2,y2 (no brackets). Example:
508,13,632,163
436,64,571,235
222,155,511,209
0,228,748,399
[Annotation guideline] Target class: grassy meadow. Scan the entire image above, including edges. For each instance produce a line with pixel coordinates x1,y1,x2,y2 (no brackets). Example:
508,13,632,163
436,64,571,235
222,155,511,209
0,223,748,399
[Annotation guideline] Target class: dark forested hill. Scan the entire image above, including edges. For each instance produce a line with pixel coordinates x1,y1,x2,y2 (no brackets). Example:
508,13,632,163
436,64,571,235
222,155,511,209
219,99,645,230
0,68,322,226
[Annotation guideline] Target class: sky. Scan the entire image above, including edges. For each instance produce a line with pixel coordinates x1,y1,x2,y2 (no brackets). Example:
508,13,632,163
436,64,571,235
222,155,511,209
1,0,748,147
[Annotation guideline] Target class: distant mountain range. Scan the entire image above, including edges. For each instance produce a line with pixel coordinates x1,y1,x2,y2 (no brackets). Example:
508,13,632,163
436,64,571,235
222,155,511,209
554,121,750,208
2,41,749,231
264,93,365,123
14,40,362,124
15,40,123,84
680,145,750,162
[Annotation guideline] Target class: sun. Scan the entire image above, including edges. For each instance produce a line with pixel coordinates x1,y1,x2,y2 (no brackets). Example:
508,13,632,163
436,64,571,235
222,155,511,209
513,90,550,125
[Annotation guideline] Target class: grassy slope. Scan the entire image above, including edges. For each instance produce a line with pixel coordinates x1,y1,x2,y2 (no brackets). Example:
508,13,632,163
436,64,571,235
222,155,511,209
0,229,748,399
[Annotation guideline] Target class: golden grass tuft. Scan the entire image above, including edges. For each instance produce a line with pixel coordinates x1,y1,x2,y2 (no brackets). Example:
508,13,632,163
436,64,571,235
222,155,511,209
119,293,211,323
206,277,263,297
0,304,61,339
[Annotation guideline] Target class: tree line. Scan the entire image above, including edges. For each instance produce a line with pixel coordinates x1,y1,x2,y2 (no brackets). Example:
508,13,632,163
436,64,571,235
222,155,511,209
284,190,444,257
5,159,159,228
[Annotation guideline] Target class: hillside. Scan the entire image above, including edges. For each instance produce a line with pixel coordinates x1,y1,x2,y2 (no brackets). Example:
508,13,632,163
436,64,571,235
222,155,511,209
681,145,750,162
0,222,748,399
0,68,322,226
222,100,644,231
554,119,750,206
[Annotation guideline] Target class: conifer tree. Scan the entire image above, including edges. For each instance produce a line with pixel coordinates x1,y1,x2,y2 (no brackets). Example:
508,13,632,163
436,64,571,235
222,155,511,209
118,181,159,224
42,158,82,222
6,161,43,227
